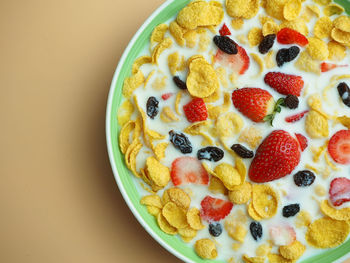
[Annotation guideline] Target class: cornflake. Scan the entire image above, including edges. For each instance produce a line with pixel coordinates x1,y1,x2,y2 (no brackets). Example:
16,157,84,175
228,182,252,204
283,0,302,21
306,37,329,60
162,202,188,229
323,3,344,16
313,17,333,39
226,0,259,19
279,241,306,260
162,187,190,210
150,24,168,46
187,208,205,230
194,238,218,259
231,18,244,30
248,27,264,47
252,184,279,219
320,200,350,221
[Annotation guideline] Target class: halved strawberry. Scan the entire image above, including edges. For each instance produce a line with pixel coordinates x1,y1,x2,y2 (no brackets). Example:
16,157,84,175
170,157,209,186
161,92,173,100
269,225,296,246
183,98,208,123
264,72,304,97
321,62,348,73
328,130,350,164
277,28,309,47
285,110,309,123
215,45,250,75
200,196,233,222
295,133,308,152
329,177,350,206
249,130,301,183
219,23,231,36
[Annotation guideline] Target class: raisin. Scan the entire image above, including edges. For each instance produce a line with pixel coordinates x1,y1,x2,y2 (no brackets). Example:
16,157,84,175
284,95,299,109
209,223,222,237
173,76,187,90
146,97,159,119
258,34,276,54
169,130,192,154
293,170,315,187
231,144,254,158
276,46,300,67
283,204,300,217
250,222,263,241
337,82,350,108
213,35,238,55
197,147,224,162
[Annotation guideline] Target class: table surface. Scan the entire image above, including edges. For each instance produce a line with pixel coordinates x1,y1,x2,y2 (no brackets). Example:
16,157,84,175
0,0,349,262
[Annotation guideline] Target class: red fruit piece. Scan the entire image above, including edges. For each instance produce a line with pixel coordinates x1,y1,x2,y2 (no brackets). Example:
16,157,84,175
161,93,173,100
329,177,350,206
264,72,304,96
270,225,296,246
328,130,350,164
277,28,309,47
231,88,275,122
219,23,231,36
215,45,250,75
321,62,348,72
170,157,209,186
295,133,308,151
200,196,233,222
183,98,208,123
249,130,301,183
285,110,309,123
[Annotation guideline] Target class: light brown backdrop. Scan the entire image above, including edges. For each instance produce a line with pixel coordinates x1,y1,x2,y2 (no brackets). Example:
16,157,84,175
0,0,349,262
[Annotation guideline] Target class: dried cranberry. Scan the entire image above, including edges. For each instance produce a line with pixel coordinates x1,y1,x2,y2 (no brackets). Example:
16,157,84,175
146,97,159,119
213,35,238,55
197,147,224,162
169,130,192,154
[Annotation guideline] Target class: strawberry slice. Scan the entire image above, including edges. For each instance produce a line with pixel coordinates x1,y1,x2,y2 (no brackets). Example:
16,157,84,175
328,130,350,164
295,133,308,152
200,196,233,222
269,225,296,246
285,110,309,123
219,23,231,36
161,93,173,100
249,130,301,183
321,62,348,72
277,28,309,47
215,45,250,75
329,177,350,206
183,98,208,123
264,72,304,96
170,157,209,186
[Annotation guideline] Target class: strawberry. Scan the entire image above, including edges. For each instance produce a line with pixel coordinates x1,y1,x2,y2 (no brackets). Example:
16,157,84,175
215,45,250,75
161,92,173,100
329,177,350,206
321,62,348,72
200,196,233,222
328,130,350,164
231,88,276,123
183,98,208,123
219,23,231,36
285,110,309,123
295,133,308,151
269,225,296,246
264,72,304,97
277,28,309,47
249,130,301,183
170,157,209,186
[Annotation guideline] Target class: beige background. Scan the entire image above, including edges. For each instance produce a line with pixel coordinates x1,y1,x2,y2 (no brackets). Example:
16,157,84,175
0,0,349,262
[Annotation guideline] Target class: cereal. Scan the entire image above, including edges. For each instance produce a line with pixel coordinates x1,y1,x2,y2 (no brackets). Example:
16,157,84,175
314,184,326,196
305,110,329,138
157,213,177,235
150,24,168,46
145,156,170,188
295,51,320,74
216,112,244,138
328,41,347,61
152,75,167,90
313,17,333,39
267,253,294,263
215,67,228,88
306,37,329,60
320,200,350,221
242,254,265,263
178,226,197,242
333,15,350,32
198,30,211,52
152,38,173,64
323,3,344,16
306,217,350,248
153,142,168,160
146,205,161,216
247,202,263,221
132,56,152,75
162,187,190,210
248,27,264,47
226,0,259,19
119,120,135,154
252,184,279,219
160,106,179,122
306,4,320,17
144,70,155,89
168,52,180,75
122,70,145,98
280,18,309,36
169,21,186,46
225,220,247,243
118,100,134,127
256,244,272,257
140,194,163,208
331,28,350,46
194,238,218,259
235,157,247,182
262,21,280,36
231,18,244,30
174,91,183,115
214,163,242,190
238,126,263,149
228,182,252,204
265,0,286,20
295,210,312,228
203,86,221,103
251,53,264,76
279,241,306,260
265,50,276,69
209,176,228,195
283,0,302,21
184,120,211,135
162,202,188,229
187,208,205,230
338,115,350,129
184,30,198,48
314,0,330,5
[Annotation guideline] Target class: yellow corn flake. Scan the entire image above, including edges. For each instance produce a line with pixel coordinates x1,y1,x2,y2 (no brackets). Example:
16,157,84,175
184,30,198,48
305,164,322,174
160,106,179,123
184,120,211,135
194,238,218,259
187,208,205,230
214,163,242,190
225,220,247,243
238,126,263,148
146,129,165,140
283,0,302,21
174,91,183,115
177,1,224,30
265,50,276,69
162,187,190,210
141,194,163,208
152,75,167,91
295,210,312,228
144,70,155,89
204,86,221,103
162,202,188,229
216,112,244,138
248,27,263,47
216,67,228,88
314,0,330,5
118,98,134,121
126,142,142,178
168,52,180,75
320,200,350,221
265,0,287,20
328,41,347,61
242,254,265,263
256,244,272,257
119,120,135,154
154,142,168,160
150,24,168,46
306,217,350,248
314,17,333,39
187,56,219,98
279,241,306,260
228,182,252,204
132,56,152,75
146,205,161,216
305,110,329,138
152,38,173,64
267,253,294,263
306,37,329,60
314,184,326,196
311,142,327,162
226,0,259,19
338,116,350,129
307,4,320,17
122,70,145,98
251,53,264,76
280,18,309,36
252,184,279,219
331,28,350,46
236,34,248,45
157,213,177,235
235,157,247,182
169,21,186,46
324,3,344,16
259,15,275,25
247,202,263,221
231,18,244,30
295,51,320,74
198,30,211,52
334,15,350,33
209,176,228,195
324,152,341,171
145,156,170,188
262,21,280,36
178,226,197,242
